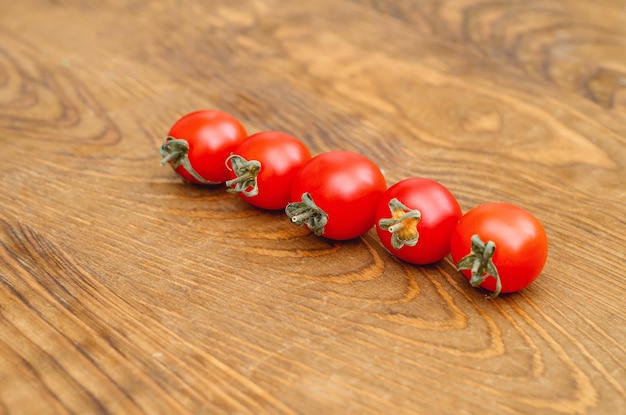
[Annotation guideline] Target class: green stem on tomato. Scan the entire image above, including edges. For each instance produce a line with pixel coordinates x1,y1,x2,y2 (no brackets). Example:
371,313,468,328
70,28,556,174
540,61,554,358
285,192,328,236
159,136,217,184
225,154,261,197
378,198,421,250
455,234,502,298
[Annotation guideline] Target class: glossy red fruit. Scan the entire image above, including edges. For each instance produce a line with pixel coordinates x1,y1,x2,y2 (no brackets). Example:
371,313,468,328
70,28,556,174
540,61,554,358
375,178,462,264
285,151,387,240
160,109,248,184
225,131,312,210
450,202,549,298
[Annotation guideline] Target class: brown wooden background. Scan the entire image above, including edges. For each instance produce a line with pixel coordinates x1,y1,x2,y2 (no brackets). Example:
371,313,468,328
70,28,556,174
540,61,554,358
1,0,624,414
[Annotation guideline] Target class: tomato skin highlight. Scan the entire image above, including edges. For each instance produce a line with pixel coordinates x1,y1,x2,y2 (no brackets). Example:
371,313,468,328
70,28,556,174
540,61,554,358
226,131,312,210
450,202,549,295
375,178,462,264
164,109,248,184
287,151,387,240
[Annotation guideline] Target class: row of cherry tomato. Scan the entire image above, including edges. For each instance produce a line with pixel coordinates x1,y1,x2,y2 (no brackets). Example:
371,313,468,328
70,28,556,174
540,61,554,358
160,109,549,298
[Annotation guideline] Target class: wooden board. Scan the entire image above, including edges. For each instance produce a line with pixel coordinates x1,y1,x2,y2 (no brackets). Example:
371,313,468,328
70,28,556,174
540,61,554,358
0,0,624,413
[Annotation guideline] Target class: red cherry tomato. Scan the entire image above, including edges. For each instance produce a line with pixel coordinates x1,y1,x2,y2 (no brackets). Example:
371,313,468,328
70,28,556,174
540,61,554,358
375,178,462,264
285,151,387,240
225,131,312,210
160,109,248,184
450,202,548,298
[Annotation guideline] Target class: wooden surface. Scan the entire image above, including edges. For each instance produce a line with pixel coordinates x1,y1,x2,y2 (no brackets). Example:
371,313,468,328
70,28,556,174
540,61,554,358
1,0,625,414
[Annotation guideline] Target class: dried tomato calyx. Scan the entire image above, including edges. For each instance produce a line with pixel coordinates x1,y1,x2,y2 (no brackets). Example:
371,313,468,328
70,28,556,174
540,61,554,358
159,136,217,184
456,234,502,298
285,192,328,236
225,154,261,197
378,198,421,250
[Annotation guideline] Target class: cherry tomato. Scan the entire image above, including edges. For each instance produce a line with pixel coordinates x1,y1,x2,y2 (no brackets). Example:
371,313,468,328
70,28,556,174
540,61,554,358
225,131,312,210
450,202,548,298
160,109,248,184
375,178,462,264
285,151,387,240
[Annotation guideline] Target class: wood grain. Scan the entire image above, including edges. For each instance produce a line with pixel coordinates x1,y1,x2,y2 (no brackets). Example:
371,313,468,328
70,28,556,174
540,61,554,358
0,0,624,414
